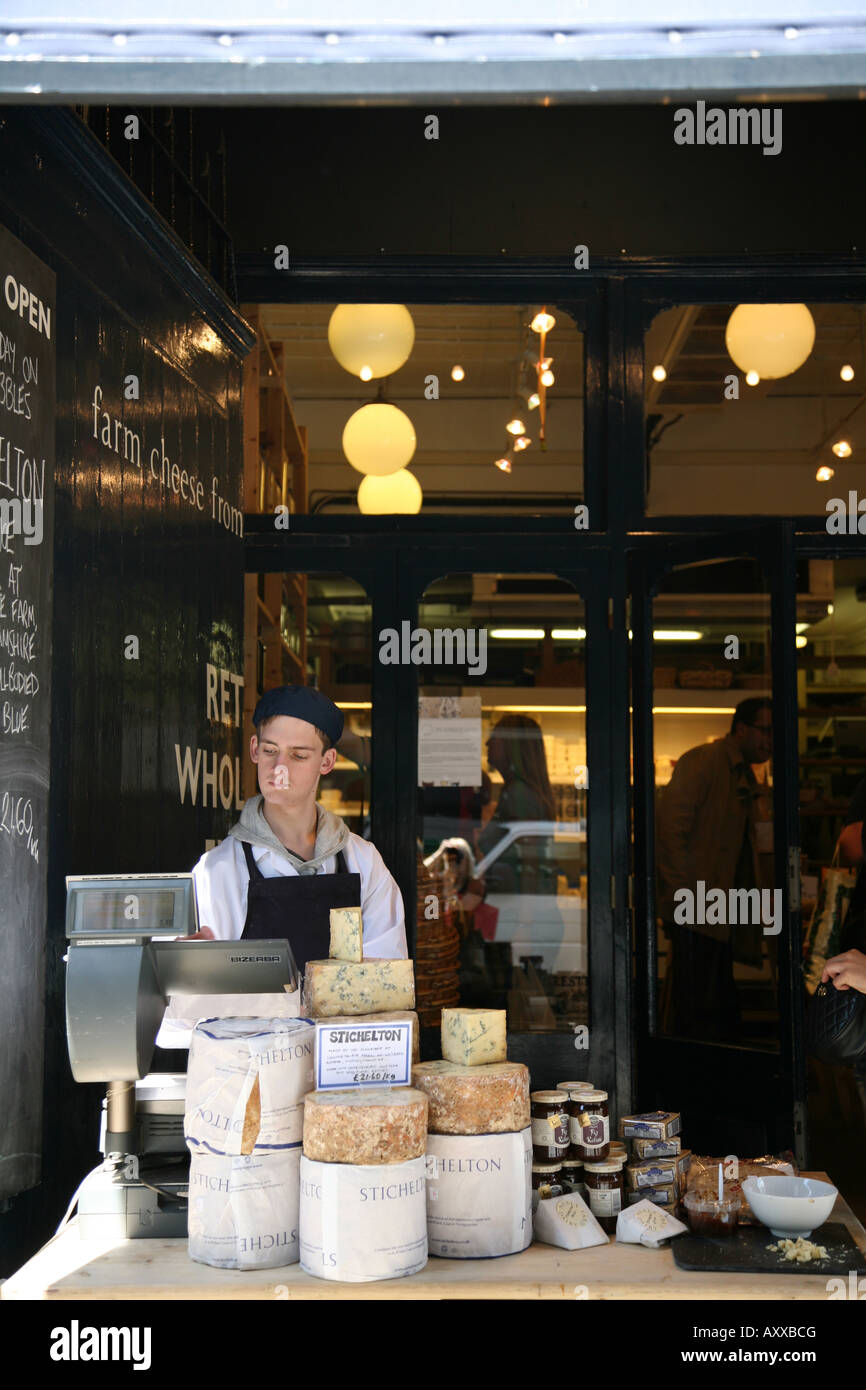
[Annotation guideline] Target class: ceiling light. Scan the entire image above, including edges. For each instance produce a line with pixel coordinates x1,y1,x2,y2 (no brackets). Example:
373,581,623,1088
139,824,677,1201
539,357,553,371
342,402,416,476
506,417,525,435
494,456,512,473
451,365,465,381
653,630,703,641
832,440,853,458
828,603,835,615
652,365,667,382
816,465,835,481
528,393,540,409
328,303,415,379
746,370,760,386
552,629,587,640
359,365,373,381
514,436,531,451
540,370,555,387
841,364,855,382
796,635,808,649
795,622,810,633
490,629,545,639
357,469,422,514
531,311,556,334
725,303,816,380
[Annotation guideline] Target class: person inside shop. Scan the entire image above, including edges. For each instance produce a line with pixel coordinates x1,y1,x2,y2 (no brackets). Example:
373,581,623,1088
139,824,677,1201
655,697,774,1043
824,784,866,1118
158,685,406,1042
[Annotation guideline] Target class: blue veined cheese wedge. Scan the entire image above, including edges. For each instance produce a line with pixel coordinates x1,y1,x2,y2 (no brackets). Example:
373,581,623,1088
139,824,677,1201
329,906,363,963
304,958,416,1017
441,1007,507,1066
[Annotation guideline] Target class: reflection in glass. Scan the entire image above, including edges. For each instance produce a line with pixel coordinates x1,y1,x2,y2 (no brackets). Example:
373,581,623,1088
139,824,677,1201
651,558,779,1050
416,573,588,1033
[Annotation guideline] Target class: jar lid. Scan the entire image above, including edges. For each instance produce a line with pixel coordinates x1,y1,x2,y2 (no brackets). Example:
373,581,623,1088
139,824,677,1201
560,1158,583,1169
609,1142,628,1152
584,1159,624,1173
556,1081,594,1092
531,1090,569,1104
575,1089,608,1102
531,1162,563,1173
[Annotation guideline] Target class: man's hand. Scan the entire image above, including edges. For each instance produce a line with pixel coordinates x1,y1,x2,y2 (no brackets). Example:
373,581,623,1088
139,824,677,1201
822,948,866,994
188,926,215,940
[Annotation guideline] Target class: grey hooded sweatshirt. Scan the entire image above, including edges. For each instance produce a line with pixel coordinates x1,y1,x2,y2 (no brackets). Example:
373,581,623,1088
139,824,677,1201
228,795,350,875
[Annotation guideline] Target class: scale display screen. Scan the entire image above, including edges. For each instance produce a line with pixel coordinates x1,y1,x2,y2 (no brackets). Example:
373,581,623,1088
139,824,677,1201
65,874,199,939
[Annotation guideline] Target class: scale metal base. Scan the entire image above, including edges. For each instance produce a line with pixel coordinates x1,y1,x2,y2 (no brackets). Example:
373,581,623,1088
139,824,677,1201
76,1156,189,1240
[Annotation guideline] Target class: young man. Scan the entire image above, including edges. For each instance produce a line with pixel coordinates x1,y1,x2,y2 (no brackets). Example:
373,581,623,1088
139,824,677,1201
158,685,406,1041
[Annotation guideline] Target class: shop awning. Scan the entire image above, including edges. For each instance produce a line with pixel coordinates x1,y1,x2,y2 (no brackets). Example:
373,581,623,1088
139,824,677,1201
2,2,866,103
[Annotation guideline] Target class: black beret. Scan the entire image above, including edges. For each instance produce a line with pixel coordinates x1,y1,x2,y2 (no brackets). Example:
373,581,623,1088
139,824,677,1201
252,686,344,746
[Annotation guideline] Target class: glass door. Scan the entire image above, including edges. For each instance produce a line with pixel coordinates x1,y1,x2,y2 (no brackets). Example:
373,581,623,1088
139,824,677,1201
394,538,617,1095
630,527,805,1162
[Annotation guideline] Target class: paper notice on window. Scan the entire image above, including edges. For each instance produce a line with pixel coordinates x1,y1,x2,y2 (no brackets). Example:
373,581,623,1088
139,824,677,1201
418,696,482,787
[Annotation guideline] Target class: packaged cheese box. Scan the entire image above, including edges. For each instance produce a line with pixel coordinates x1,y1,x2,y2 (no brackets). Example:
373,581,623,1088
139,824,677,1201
618,1111,681,1141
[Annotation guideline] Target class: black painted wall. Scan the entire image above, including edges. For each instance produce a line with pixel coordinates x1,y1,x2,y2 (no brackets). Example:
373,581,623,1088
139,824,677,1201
0,108,253,1274
211,101,866,259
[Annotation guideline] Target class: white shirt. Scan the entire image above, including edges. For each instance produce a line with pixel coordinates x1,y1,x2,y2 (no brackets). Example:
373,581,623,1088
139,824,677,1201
156,829,407,1047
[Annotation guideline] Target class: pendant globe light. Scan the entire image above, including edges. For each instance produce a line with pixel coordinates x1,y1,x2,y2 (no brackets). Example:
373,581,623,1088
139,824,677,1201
357,469,423,514
725,304,815,380
328,304,415,379
342,402,416,476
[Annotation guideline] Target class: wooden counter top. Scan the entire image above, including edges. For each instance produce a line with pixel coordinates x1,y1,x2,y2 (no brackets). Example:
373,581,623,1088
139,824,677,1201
4,1173,863,1301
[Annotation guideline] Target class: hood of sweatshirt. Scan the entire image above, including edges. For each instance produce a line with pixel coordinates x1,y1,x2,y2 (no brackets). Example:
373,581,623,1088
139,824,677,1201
228,795,350,875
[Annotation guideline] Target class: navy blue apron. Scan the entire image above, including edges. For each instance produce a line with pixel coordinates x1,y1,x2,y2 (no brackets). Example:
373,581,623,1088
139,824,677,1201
239,840,361,978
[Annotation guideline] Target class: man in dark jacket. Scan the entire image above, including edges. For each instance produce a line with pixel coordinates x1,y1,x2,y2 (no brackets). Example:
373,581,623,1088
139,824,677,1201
656,698,773,1041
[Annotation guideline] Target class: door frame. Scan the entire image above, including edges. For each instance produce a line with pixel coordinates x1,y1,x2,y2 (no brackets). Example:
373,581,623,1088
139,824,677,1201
245,525,630,1100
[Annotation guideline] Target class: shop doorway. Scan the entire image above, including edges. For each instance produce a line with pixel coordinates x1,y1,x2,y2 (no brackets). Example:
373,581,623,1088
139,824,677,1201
629,527,805,1162
245,532,624,1100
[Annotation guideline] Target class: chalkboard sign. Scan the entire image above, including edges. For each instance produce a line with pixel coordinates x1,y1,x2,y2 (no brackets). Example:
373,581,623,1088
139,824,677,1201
0,224,55,1199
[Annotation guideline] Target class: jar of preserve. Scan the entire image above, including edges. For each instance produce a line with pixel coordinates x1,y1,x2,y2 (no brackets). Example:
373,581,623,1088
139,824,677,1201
531,1091,571,1161
568,1088,610,1161
531,1162,563,1209
608,1141,628,1160
584,1157,625,1233
556,1080,594,1097
560,1157,586,1199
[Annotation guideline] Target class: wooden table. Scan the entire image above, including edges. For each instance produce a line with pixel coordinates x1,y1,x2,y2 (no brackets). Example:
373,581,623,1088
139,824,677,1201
4,1173,864,1301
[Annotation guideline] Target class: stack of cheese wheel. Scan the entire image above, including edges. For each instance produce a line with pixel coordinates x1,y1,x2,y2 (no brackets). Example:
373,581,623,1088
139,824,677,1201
415,854,461,1027
299,907,429,1281
184,1017,315,1270
412,1007,533,1258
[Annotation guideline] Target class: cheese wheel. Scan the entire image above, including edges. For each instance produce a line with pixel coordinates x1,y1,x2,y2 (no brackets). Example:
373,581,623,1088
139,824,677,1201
304,958,415,1017
412,1060,530,1135
303,1086,428,1165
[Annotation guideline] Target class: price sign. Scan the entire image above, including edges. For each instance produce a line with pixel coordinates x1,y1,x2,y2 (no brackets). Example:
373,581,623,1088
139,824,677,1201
315,1019,413,1091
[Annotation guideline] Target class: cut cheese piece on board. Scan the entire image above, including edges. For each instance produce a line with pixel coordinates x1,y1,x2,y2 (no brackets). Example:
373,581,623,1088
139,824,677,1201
303,1086,428,1165
304,958,415,1017
411,1060,530,1135
320,1010,421,1062
329,906,363,962
441,1007,507,1066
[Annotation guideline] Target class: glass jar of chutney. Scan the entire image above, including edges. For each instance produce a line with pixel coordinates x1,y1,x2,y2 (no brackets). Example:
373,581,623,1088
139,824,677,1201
584,1157,625,1233
560,1157,586,1199
531,1091,571,1161
568,1088,610,1161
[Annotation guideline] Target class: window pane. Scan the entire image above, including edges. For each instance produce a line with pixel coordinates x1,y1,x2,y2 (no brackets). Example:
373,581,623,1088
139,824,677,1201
416,573,588,1033
258,303,583,518
651,557,779,1050
645,302,864,516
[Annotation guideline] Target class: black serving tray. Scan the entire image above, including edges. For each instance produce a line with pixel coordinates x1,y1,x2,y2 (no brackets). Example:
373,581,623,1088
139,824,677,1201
672,1223,866,1275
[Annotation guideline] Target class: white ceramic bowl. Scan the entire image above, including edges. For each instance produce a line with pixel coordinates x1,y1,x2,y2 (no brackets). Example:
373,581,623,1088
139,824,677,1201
741,1176,837,1238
